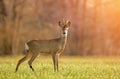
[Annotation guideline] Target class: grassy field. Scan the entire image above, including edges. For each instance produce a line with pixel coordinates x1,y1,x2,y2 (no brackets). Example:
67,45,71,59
0,56,120,79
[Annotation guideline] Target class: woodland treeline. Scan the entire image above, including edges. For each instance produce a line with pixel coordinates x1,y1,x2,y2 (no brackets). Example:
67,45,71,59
0,0,120,56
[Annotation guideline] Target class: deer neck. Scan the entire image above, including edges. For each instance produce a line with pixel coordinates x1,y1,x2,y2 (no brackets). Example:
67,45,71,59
59,31,68,49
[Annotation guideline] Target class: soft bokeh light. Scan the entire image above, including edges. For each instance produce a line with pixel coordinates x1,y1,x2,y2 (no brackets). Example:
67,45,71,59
0,0,120,56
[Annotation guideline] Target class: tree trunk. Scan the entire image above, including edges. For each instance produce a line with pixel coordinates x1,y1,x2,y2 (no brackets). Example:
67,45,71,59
0,0,12,55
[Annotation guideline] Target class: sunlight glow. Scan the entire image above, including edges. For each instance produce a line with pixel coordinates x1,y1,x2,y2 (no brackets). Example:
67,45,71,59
87,0,94,8
102,0,112,3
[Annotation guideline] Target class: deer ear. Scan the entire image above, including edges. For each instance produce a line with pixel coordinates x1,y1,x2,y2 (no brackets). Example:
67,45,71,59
67,21,71,26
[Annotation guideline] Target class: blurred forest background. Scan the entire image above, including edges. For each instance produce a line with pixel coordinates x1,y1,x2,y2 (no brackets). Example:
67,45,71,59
0,0,120,56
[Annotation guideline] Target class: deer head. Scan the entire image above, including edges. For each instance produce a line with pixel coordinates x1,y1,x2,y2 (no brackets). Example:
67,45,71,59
58,19,71,35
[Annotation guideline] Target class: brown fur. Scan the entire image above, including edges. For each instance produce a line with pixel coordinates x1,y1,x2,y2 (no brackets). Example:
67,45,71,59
15,19,71,72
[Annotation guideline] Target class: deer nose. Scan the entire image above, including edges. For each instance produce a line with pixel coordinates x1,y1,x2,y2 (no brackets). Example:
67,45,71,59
63,32,66,34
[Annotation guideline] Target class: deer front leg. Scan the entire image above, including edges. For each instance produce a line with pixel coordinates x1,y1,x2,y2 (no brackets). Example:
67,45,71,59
56,54,59,71
52,54,57,71
52,54,59,72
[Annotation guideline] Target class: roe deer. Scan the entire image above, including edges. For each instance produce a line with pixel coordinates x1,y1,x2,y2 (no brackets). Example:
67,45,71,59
15,19,71,72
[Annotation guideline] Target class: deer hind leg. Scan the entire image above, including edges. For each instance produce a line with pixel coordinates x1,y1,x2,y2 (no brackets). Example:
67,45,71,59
28,53,38,71
15,52,31,72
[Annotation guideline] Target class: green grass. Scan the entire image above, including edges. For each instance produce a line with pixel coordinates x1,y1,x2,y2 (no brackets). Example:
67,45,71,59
0,56,120,79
